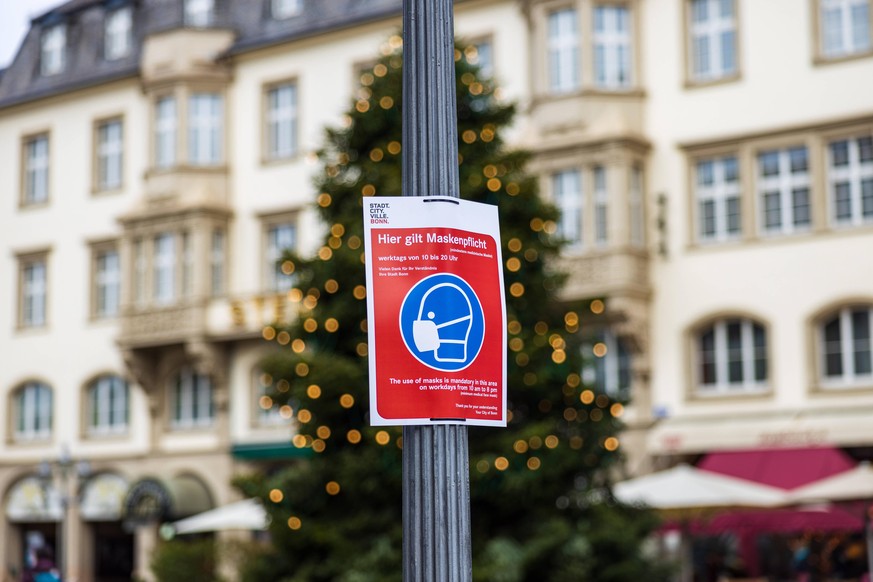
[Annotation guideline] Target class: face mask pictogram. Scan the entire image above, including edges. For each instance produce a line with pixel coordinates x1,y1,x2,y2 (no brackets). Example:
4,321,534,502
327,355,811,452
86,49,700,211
399,273,485,372
411,283,474,363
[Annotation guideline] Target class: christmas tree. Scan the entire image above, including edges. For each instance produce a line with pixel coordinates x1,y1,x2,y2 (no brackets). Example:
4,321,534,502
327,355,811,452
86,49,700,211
236,35,668,582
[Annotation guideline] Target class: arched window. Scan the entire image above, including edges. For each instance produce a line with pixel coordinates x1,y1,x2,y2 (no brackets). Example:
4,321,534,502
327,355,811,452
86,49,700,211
695,317,768,394
170,367,214,429
820,305,873,387
13,382,53,441
87,375,129,435
582,330,632,398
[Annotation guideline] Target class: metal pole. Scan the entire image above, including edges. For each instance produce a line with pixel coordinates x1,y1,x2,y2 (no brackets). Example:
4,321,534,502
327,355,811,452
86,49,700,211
401,1,472,581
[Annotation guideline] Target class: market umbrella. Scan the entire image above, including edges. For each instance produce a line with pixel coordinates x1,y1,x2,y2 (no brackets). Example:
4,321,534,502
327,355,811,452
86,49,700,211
615,463,787,511
614,464,788,582
168,498,269,535
790,461,873,576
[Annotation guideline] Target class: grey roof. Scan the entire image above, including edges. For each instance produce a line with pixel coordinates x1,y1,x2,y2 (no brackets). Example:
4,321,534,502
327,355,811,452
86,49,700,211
0,0,407,110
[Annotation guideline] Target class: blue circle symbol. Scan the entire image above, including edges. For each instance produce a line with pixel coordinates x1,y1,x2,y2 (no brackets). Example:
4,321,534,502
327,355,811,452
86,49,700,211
399,273,485,372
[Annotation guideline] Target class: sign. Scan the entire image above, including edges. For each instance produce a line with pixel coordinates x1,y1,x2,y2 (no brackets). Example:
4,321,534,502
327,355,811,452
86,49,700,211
364,196,506,426
123,478,171,525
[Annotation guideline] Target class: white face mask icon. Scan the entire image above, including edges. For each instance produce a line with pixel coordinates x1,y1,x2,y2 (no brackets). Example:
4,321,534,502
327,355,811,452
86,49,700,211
411,282,473,363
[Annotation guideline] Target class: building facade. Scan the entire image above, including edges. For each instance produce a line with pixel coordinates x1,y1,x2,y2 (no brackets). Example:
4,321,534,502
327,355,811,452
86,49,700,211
1,0,871,580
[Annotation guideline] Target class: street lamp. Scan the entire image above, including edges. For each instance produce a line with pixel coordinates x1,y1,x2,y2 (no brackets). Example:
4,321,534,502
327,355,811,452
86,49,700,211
37,445,91,580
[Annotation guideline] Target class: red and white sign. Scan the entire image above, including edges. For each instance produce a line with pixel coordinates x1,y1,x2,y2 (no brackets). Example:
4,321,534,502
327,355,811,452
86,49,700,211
363,196,506,427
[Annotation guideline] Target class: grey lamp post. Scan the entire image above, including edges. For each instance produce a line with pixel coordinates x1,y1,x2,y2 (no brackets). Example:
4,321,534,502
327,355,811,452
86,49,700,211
38,446,91,580
401,1,473,581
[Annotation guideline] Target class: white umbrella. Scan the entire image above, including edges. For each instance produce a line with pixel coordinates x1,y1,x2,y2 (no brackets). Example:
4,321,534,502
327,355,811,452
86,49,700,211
170,498,270,535
614,464,787,582
790,461,873,504
615,463,787,511
790,461,873,577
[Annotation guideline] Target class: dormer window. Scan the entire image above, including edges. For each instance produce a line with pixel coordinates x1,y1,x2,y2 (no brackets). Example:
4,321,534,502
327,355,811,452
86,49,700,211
105,6,132,60
41,24,66,76
272,0,302,19
185,0,215,27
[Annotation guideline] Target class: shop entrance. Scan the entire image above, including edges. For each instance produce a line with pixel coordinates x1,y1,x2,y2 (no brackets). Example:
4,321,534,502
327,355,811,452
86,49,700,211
91,522,134,582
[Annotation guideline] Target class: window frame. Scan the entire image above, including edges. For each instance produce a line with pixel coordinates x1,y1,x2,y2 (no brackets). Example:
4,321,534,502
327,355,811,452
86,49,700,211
21,132,50,207
94,116,124,193
153,232,177,305
814,0,873,63
86,375,129,436
261,211,299,293
188,92,224,167
12,381,53,442
91,240,121,320
272,0,303,19
593,3,633,90
691,316,770,397
253,369,291,427
684,0,741,86
693,154,742,243
826,134,873,227
169,367,215,429
210,227,227,297
184,0,216,27
154,94,178,170
817,305,873,389
40,23,66,76
756,145,813,237
547,6,581,94
17,251,50,330
552,168,585,249
104,6,133,61
582,329,633,398
263,80,299,163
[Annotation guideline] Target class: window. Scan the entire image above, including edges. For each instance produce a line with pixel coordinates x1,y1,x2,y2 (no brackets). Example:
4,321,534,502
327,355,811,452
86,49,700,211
211,229,226,296
87,375,128,435
41,24,66,76
757,146,812,235
593,166,608,245
19,255,47,328
189,93,223,166
548,8,580,93
105,7,132,60
553,170,583,247
819,0,871,59
181,232,193,297
696,155,740,242
696,318,767,394
272,0,302,19
468,39,494,78
14,382,52,441
155,96,177,169
820,306,873,387
170,368,214,428
265,83,298,161
96,118,123,191
254,370,290,427
185,0,215,27
688,0,738,83
828,136,873,226
265,221,297,291
582,330,632,398
133,238,147,307
23,134,49,206
629,164,645,246
93,245,121,318
594,4,632,89
154,233,176,304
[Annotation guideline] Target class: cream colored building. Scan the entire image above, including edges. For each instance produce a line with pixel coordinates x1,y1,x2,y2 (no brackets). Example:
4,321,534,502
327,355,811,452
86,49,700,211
1,0,871,580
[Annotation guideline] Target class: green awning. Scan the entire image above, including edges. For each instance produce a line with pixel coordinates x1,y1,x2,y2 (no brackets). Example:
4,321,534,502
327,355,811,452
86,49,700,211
231,442,312,460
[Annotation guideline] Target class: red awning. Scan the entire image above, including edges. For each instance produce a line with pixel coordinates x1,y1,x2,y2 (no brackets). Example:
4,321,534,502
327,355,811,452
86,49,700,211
697,447,856,491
